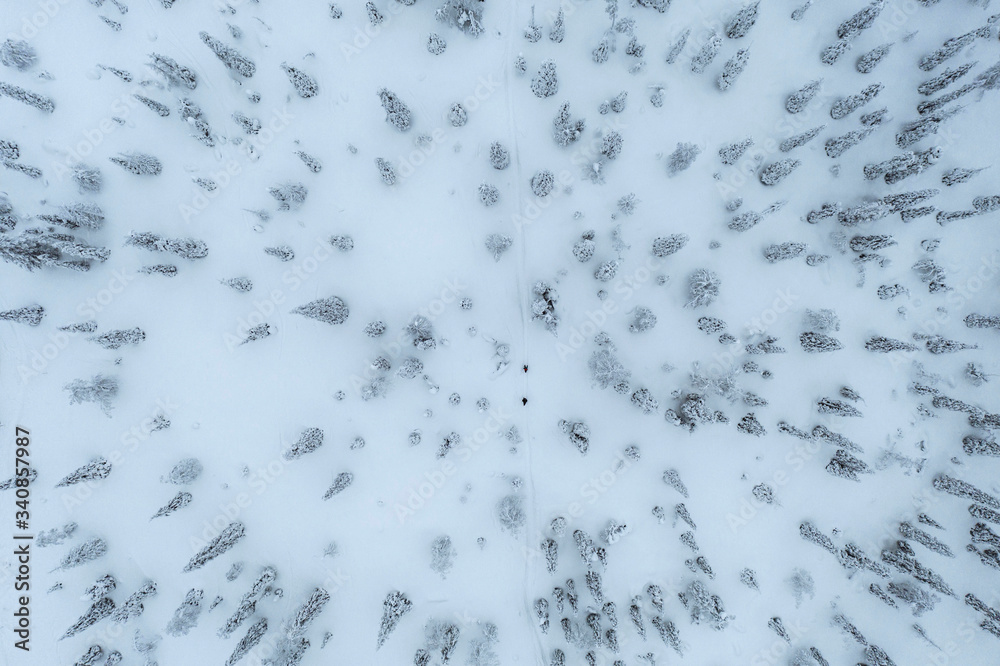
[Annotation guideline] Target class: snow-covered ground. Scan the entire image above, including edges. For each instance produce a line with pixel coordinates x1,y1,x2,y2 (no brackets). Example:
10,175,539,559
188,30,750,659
1,0,1000,664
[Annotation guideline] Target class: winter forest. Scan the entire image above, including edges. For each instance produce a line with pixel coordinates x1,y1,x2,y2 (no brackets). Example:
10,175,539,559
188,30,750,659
1,0,1000,664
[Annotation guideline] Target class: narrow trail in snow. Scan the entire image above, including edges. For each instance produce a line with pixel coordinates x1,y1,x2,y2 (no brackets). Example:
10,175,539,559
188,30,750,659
499,2,546,663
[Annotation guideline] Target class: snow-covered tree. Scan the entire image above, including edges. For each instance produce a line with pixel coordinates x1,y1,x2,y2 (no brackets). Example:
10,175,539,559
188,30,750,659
726,2,760,39
109,152,161,175
405,315,436,350
183,522,245,571
760,159,800,185
896,108,961,149
531,282,558,333
552,102,585,146
65,375,118,414
436,0,485,37
39,203,105,230
0,82,53,112
269,182,308,210
478,182,500,206
738,412,766,436
800,331,843,352
826,449,871,480
486,233,512,261
233,111,261,135
496,494,526,533
667,143,700,176
685,269,720,308
377,591,413,649
199,32,255,77
111,581,157,624
323,472,354,499
691,33,722,74
831,83,883,119
375,157,397,185
62,598,115,639
283,427,324,460
589,349,630,390
719,137,754,165
718,49,750,91
59,538,109,570
666,29,690,64
57,457,112,487
151,491,192,520
291,296,349,325
838,0,886,40
378,88,412,131
159,459,201,487
919,27,991,72
786,80,822,113
489,141,510,169
777,125,824,154
919,62,976,95
0,39,37,71
764,241,806,262
679,580,730,630
133,94,170,117
148,53,196,89
821,39,852,66
602,131,624,160
282,63,318,98
550,9,565,43
448,102,468,127
0,304,44,326
430,535,455,578
629,307,657,333
531,60,559,98
73,164,104,193
857,43,893,73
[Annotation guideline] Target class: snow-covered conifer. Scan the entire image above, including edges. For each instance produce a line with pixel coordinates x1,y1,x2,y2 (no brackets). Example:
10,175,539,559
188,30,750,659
760,159,800,185
377,591,413,649
183,522,245,571
857,43,893,74
667,143,700,176
109,152,161,175
685,269,720,308
199,32,255,77
718,49,750,90
531,60,559,98
0,39,37,70
726,3,759,39
282,63,318,98
691,34,722,74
